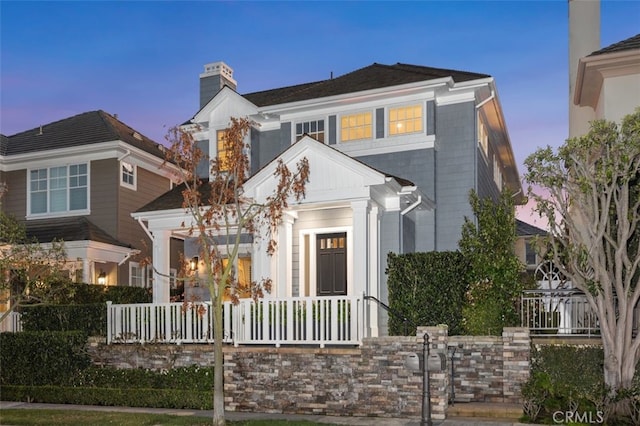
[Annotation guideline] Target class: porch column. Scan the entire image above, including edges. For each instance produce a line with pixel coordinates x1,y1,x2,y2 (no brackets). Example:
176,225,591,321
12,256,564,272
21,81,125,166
368,204,380,337
152,229,171,303
82,258,91,284
276,212,296,298
351,200,370,296
252,222,271,298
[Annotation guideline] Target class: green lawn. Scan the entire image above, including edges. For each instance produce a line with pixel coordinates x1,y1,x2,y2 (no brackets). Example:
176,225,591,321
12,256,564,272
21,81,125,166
0,409,325,426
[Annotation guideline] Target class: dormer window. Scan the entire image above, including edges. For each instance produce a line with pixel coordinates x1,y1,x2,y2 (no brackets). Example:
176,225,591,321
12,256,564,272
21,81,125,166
121,161,136,189
389,105,422,136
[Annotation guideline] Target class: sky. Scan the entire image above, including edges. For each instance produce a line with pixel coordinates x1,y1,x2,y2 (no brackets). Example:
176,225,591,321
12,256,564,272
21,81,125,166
1,0,639,228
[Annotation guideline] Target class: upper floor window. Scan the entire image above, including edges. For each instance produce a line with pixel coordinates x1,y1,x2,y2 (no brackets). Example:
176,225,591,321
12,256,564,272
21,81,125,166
525,240,537,267
121,161,136,189
389,105,422,136
217,130,231,171
296,120,325,143
341,112,372,142
29,163,88,216
477,115,489,157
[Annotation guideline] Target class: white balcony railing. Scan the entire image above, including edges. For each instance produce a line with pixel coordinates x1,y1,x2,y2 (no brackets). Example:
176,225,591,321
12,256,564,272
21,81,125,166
107,295,364,347
521,289,600,336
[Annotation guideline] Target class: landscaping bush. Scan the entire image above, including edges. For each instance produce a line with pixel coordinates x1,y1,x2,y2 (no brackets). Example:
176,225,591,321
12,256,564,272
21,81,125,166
66,283,152,304
521,345,614,424
19,303,106,335
387,251,470,335
71,365,214,391
0,331,90,386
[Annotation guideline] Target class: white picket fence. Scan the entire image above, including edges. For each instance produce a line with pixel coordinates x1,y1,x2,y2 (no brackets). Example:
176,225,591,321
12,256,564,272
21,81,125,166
107,295,364,347
0,311,22,333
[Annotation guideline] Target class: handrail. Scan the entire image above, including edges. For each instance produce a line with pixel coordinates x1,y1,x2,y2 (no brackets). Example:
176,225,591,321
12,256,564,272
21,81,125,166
364,295,416,336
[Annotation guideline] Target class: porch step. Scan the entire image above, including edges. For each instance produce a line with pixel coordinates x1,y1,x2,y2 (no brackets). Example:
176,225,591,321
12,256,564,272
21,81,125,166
448,402,522,421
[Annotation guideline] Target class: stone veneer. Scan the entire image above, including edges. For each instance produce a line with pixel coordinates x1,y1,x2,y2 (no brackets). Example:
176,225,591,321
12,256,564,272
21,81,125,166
86,326,530,420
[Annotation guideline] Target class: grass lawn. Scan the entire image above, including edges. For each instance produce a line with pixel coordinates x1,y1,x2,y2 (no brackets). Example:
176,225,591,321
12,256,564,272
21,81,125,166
0,409,325,425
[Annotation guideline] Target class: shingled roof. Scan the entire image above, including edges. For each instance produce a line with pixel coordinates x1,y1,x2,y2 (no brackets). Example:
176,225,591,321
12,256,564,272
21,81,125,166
242,62,490,107
25,216,131,247
4,110,167,158
516,219,547,237
0,134,8,156
589,33,640,57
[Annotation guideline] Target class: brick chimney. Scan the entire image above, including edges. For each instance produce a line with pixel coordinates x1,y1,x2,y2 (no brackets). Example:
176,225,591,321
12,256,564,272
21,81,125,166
199,61,237,109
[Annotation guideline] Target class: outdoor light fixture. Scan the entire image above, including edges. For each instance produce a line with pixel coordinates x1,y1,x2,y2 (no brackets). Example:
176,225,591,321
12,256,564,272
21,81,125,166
97,271,106,285
190,257,199,272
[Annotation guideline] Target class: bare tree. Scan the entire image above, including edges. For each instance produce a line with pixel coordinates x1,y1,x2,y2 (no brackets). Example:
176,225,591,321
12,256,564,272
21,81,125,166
524,110,640,395
164,117,309,426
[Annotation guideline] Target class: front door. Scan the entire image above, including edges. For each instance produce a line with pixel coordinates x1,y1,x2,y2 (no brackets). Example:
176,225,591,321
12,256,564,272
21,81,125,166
316,233,347,296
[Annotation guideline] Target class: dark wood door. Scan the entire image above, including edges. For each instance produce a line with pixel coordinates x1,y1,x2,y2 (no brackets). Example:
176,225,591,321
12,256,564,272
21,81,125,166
316,233,347,296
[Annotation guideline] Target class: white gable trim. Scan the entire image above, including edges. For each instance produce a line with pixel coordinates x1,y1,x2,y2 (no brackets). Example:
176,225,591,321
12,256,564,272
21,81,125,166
192,86,258,125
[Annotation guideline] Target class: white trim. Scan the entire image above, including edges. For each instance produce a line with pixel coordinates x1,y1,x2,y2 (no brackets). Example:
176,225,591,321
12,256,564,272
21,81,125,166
298,226,353,298
336,135,435,157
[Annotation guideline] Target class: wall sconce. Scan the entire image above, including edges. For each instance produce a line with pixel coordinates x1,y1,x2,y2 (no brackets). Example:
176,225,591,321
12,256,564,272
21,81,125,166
97,271,106,285
189,257,199,272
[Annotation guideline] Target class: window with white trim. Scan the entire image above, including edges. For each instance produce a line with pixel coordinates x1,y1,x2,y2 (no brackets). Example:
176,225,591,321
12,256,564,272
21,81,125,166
477,114,489,157
341,112,372,142
389,105,422,136
29,163,88,215
130,262,144,287
525,240,537,267
296,120,325,142
121,161,136,189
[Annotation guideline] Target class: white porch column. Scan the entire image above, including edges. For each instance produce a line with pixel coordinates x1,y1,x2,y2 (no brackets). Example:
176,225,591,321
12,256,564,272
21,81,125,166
276,212,296,297
82,259,91,284
351,200,369,297
152,229,171,303
252,223,271,298
368,204,380,337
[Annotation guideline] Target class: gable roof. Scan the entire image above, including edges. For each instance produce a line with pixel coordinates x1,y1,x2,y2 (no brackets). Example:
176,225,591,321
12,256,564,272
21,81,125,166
4,110,167,158
0,134,8,156
25,216,131,247
242,62,490,107
589,33,640,57
516,219,547,237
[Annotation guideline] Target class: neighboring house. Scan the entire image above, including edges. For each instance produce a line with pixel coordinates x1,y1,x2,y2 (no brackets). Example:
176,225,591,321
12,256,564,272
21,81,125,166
0,110,182,293
515,219,547,275
132,61,523,335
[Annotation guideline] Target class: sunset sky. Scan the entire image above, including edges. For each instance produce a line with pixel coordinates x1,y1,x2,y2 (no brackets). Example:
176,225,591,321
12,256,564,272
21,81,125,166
1,1,639,227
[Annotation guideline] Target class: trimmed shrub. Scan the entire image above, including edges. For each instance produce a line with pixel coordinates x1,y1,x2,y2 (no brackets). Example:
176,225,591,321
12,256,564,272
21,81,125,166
0,331,90,386
20,303,106,335
387,251,470,335
67,284,152,304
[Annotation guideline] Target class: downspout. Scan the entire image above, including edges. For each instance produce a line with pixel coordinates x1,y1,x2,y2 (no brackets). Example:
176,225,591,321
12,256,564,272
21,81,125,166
137,217,154,241
399,193,421,253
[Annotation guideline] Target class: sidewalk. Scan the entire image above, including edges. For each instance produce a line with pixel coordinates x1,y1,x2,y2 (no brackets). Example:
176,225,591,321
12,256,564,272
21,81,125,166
0,401,535,425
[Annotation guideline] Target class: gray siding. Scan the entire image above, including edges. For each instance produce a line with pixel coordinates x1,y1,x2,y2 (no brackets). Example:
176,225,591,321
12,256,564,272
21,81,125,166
378,210,401,336
2,170,27,219
434,101,476,251
251,126,291,173
90,159,119,238
196,139,210,178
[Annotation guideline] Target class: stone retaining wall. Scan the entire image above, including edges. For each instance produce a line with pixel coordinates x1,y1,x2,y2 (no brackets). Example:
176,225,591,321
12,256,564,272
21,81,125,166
87,326,530,419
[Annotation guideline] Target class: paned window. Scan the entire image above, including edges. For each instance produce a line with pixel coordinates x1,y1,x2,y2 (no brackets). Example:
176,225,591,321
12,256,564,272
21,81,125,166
121,161,135,188
296,120,325,142
341,112,372,142
389,105,422,135
477,115,489,157
525,241,537,267
29,164,88,215
130,262,144,287
217,130,231,171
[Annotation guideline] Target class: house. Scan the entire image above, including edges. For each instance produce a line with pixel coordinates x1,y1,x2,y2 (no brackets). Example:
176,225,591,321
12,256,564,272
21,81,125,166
0,110,183,295
515,219,547,275
569,0,640,137
132,61,523,336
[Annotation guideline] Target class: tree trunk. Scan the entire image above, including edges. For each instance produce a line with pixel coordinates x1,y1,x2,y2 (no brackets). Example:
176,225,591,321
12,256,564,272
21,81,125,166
212,295,225,426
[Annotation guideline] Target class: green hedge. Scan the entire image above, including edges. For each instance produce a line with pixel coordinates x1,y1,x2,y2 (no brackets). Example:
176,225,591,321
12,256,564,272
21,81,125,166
0,331,90,386
67,284,152,304
71,365,213,391
0,386,212,410
387,251,470,335
20,303,106,335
